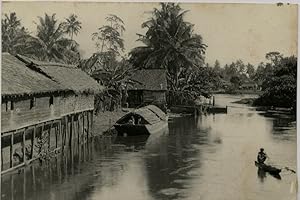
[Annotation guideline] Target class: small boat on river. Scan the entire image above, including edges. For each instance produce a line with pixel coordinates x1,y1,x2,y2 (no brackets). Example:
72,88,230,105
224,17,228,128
255,161,281,175
114,105,168,136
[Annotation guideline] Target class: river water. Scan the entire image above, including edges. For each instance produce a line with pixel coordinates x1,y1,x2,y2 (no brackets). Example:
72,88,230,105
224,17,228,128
1,94,297,200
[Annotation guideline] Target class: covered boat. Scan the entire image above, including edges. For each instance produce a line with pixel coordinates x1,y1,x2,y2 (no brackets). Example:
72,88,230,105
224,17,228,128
255,161,281,175
114,105,168,136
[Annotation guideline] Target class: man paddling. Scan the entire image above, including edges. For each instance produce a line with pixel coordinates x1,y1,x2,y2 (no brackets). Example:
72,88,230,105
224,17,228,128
257,148,267,164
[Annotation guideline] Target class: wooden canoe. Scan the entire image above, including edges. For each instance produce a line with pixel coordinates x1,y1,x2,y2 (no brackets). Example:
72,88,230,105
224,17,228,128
255,161,281,175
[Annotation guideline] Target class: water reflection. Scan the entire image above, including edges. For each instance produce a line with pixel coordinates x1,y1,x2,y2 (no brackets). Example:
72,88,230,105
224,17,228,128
1,95,297,200
257,168,267,183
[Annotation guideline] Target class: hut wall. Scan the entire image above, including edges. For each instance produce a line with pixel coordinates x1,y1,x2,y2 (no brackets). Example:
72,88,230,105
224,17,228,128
1,96,61,133
60,94,94,116
143,91,166,104
1,93,94,133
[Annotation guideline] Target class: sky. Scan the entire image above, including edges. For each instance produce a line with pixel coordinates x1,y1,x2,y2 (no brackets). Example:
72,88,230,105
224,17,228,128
2,1,298,66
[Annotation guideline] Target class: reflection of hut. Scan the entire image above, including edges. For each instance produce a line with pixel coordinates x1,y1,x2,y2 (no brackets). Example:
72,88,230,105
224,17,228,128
127,69,167,109
1,53,103,173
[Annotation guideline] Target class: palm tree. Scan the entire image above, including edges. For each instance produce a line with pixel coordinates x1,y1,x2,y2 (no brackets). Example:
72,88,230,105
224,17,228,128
92,14,125,55
129,3,207,90
2,12,29,54
62,14,82,40
24,13,79,64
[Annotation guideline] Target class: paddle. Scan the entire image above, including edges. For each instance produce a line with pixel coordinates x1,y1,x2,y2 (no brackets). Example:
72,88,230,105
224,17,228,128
264,154,296,174
283,167,296,174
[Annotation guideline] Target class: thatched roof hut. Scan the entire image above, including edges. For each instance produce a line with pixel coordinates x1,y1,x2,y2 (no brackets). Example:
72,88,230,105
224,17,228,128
2,53,66,98
16,54,104,94
129,69,167,91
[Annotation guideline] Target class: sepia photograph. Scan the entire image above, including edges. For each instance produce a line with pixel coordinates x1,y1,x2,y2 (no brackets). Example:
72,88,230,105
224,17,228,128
0,1,298,200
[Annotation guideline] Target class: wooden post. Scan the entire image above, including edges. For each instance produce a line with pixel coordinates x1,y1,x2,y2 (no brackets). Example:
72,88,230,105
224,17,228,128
70,115,74,148
1,147,3,171
55,123,58,149
60,117,67,153
48,121,52,150
22,129,26,163
87,111,90,141
91,110,94,136
76,115,79,151
31,126,36,159
10,131,15,168
82,112,85,143
66,116,69,149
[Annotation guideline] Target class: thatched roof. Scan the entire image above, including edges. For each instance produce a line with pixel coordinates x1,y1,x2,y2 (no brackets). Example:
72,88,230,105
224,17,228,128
2,53,65,97
116,105,166,125
16,54,104,94
129,69,167,91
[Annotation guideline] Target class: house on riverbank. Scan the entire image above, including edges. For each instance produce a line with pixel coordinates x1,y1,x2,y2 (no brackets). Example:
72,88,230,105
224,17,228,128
1,53,103,174
127,69,167,110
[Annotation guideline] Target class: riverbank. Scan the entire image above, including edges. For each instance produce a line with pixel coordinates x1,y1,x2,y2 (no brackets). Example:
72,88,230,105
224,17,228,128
93,109,131,135
213,90,262,95
232,97,256,105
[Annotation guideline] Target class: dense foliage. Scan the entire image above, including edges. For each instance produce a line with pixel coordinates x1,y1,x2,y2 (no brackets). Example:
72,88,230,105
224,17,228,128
254,55,297,111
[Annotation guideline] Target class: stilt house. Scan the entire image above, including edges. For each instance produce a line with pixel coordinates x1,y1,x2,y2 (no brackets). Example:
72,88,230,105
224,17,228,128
1,53,103,174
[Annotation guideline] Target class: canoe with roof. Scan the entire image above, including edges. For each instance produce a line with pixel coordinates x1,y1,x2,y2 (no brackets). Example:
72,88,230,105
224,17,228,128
114,105,168,136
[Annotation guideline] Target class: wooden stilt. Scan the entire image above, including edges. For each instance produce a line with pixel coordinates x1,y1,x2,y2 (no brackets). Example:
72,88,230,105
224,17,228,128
22,129,26,163
91,110,94,136
49,121,54,150
10,131,15,168
70,115,74,148
82,112,85,143
77,115,80,154
31,126,36,159
1,147,3,171
87,111,90,141
66,116,69,149
55,123,58,149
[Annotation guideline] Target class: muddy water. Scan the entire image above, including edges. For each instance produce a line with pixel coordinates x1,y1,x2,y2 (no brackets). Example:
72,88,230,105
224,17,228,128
1,94,297,200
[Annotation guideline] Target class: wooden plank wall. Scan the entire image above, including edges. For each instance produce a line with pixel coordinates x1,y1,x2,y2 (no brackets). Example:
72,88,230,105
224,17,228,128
1,93,94,133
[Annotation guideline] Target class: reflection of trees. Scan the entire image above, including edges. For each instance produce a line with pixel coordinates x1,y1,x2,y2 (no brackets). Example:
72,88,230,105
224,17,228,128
143,116,210,199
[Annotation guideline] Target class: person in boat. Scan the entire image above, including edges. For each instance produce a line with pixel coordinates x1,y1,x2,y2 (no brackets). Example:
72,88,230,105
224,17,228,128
128,116,135,125
137,117,142,124
257,148,267,164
